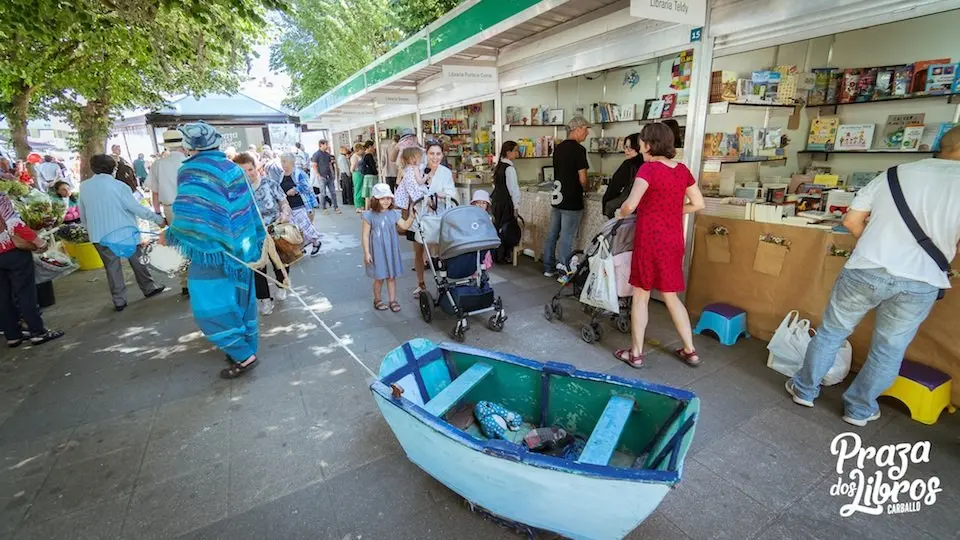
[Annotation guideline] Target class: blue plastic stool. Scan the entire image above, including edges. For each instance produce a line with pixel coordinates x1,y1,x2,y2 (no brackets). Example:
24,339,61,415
694,303,749,346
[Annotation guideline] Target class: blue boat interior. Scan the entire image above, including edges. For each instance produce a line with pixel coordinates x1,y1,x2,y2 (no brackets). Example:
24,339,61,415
374,339,699,478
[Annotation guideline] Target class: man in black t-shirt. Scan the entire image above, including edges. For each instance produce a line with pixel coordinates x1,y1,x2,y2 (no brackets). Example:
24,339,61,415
543,116,591,277
311,139,340,214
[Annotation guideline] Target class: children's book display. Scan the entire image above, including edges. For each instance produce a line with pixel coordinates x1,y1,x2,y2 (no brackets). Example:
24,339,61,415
704,127,785,162
878,114,925,150
517,137,555,158
590,103,634,123
807,116,840,151
835,124,875,151
589,138,626,153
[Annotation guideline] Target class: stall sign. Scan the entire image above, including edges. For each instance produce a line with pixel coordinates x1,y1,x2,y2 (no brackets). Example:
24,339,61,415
631,0,706,26
441,65,497,84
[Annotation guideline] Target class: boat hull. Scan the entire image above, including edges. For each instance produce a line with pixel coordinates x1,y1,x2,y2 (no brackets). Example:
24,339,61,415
373,392,671,540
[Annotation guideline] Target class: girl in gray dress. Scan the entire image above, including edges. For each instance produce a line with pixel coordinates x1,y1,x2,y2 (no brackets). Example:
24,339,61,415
362,183,416,312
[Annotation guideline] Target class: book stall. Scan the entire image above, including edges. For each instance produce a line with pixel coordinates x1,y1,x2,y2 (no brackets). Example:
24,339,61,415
503,48,699,260
420,101,496,200
686,10,960,403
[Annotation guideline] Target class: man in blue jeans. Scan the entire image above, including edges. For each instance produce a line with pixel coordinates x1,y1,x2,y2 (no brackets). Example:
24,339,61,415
543,116,591,277
786,126,960,427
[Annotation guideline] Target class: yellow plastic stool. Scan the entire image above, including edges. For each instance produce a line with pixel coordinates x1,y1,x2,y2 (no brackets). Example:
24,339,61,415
880,359,956,425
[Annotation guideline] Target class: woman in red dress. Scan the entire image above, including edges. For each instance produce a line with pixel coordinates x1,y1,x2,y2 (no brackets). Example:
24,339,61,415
613,123,704,369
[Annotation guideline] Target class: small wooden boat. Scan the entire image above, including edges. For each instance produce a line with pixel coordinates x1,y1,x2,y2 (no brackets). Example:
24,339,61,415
370,339,699,540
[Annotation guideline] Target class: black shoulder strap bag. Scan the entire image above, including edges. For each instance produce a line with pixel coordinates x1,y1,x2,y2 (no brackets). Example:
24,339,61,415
886,166,949,300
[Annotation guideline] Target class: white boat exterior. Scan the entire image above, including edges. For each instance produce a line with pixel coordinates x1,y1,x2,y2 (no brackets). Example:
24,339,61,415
372,389,673,540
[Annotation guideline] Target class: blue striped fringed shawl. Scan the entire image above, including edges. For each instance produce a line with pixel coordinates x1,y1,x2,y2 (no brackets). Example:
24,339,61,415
167,151,266,275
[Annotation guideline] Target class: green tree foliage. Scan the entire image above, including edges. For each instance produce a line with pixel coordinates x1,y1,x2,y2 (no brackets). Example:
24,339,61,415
0,0,284,165
271,0,404,110
392,0,461,35
272,0,459,109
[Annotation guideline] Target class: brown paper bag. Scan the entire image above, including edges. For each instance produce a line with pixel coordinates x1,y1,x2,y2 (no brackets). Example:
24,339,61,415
705,235,731,263
822,255,847,286
754,241,788,276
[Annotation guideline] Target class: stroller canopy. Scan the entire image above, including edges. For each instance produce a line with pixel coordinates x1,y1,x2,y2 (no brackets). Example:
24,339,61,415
438,206,501,259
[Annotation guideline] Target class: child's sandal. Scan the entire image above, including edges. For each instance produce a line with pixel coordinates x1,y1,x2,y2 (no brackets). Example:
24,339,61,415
389,301,401,312
374,301,388,311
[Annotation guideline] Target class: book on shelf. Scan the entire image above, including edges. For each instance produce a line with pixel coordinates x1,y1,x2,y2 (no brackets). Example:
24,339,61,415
505,106,524,125
813,174,840,187
925,63,958,95
911,58,951,93
590,102,634,123
710,71,739,102
926,122,958,152
879,114,925,150
647,100,664,119
530,107,541,126
835,124,875,151
737,127,756,159
901,125,925,151
661,94,677,118
855,68,878,102
808,68,837,106
826,190,856,214
807,116,840,151
839,70,861,103
759,128,784,157
548,109,564,125
873,66,896,100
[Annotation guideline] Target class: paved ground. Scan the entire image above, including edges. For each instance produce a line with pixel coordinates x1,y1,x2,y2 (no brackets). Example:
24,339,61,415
1,210,958,540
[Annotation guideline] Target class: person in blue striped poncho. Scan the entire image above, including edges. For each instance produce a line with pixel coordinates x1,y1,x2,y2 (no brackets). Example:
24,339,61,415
166,122,267,379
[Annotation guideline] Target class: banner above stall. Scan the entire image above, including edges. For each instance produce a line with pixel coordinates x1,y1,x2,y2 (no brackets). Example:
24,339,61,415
630,0,705,26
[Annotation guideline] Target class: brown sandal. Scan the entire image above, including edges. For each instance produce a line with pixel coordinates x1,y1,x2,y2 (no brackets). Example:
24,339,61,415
220,356,258,379
614,349,644,369
675,348,701,367
374,301,388,311
389,301,401,312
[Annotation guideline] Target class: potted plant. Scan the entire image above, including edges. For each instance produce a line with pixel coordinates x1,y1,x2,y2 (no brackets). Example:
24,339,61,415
55,223,103,270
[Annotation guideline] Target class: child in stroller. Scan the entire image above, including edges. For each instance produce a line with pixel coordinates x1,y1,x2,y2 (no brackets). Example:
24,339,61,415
416,203,507,342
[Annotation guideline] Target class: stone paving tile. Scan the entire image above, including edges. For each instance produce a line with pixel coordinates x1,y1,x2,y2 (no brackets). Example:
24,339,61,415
0,472,46,537
0,427,75,481
228,426,326,512
14,494,129,540
123,461,229,540
54,405,156,467
658,458,777,540
27,446,141,521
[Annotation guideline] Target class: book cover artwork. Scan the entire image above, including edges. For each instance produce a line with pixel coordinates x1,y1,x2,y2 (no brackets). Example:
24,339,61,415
925,63,957,94
901,125,925,151
808,116,840,151
879,113,925,149
835,124,875,151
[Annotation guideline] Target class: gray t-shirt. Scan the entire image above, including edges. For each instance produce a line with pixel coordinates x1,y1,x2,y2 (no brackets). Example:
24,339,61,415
312,150,333,179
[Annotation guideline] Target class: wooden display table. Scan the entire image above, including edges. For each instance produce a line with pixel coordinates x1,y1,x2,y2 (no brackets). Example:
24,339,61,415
686,217,959,405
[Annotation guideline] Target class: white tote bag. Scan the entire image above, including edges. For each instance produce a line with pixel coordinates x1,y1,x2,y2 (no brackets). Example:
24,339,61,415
579,237,620,313
766,310,812,377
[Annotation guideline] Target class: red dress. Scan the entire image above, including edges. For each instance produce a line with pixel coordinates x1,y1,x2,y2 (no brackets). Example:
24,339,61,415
629,161,695,293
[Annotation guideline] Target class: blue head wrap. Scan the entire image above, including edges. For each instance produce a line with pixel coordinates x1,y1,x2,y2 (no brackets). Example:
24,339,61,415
178,121,222,151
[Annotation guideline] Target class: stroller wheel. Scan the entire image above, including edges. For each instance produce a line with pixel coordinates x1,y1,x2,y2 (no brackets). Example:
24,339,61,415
591,322,604,341
419,291,434,323
451,322,466,343
488,314,505,332
616,314,631,334
543,304,554,322
550,299,564,321
580,324,598,344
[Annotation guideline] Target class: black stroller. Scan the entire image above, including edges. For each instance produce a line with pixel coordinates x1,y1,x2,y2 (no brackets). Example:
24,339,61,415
543,215,636,344
416,203,507,342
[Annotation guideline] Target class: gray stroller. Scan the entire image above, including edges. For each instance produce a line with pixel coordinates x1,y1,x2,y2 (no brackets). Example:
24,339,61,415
415,202,507,342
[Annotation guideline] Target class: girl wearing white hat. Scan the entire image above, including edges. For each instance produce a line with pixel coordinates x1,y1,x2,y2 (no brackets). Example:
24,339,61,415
361,183,416,312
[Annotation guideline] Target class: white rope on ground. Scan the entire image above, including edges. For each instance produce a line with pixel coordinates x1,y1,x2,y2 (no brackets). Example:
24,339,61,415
221,249,379,380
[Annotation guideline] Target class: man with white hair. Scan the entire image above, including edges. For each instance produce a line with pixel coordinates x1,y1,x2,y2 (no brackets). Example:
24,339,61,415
146,129,189,294
267,152,322,257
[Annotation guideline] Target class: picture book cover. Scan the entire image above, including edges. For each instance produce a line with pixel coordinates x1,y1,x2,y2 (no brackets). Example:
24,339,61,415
808,68,836,105
703,132,724,158
848,171,881,190
647,100,665,119
925,63,957,94
839,70,861,103
661,94,677,118
722,133,740,161
826,71,842,104
901,125,925,151
911,58,951,93
918,124,942,152
855,68,877,102
879,113,925,150
737,126,756,158
721,71,738,102
893,64,914,96
548,109,564,125
835,124,875,151
505,106,523,125
807,116,840,151
530,107,541,125
813,174,840,187
873,67,896,100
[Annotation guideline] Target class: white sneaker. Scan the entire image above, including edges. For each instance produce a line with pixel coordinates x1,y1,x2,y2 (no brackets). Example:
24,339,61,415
275,287,287,301
842,410,881,427
784,380,814,408
556,263,569,275
543,271,557,278
258,299,275,316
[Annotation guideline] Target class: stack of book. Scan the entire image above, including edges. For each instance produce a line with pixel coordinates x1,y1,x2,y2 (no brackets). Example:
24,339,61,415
590,103,635,123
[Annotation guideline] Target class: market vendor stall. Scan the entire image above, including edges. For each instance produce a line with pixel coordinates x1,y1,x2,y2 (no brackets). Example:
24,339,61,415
685,217,960,405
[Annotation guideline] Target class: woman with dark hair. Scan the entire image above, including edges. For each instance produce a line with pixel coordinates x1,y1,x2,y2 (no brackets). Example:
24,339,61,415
491,141,522,263
114,160,140,193
661,119,683,148
614,123,705,370
602,133,643,218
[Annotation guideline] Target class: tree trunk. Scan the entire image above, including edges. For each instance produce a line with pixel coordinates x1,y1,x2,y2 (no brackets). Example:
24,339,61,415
9,83,34,160
75,93,111,180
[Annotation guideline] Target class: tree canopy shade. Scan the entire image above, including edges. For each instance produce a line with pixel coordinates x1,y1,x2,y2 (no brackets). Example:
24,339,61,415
270,0,460,109
0,0,286,169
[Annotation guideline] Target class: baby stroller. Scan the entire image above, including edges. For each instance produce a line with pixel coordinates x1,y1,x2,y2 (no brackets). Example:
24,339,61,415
543,215,636,344
416,202,507,342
